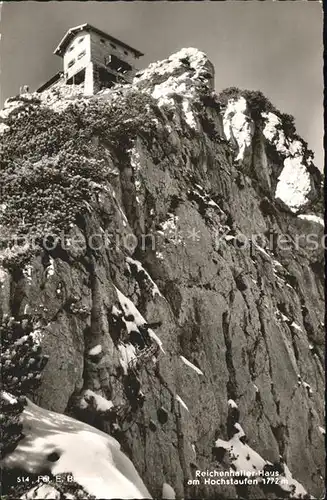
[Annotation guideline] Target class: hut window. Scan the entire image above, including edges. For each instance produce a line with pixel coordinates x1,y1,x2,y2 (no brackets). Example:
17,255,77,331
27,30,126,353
77,50,86,60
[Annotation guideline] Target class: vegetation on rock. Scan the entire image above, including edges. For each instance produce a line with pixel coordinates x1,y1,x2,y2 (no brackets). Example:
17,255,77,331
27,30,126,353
0,314,49,461
0,90,158,240
0,315,48,396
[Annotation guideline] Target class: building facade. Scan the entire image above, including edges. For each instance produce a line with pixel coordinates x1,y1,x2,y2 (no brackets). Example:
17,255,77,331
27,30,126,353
37,24,143,95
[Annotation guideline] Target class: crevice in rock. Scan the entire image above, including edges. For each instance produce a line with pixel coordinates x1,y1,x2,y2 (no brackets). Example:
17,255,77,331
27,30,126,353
114,148,144,246
154,365,191,498
9,267,25,317
308,408,314,445
256,297,280,417
222,294,238,401
270,423,288,458
248,334,262,380
290,329,300,362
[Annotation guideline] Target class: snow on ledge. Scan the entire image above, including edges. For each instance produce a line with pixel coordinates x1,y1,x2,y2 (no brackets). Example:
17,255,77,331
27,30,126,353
1,398,152,499
213,400,312,498
180,355,204,375
88,344,102,356
80,389,113,412
290,321,302,332
175,394,189,412
227,399,238,409
162,482,176,499
126,257,162,298
114,286,165,353
215,427,312,498
297,214,324,227
118,343,137,375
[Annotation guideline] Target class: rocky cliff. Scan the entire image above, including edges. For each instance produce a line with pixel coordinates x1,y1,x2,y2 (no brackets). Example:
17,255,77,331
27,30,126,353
0,48,324,500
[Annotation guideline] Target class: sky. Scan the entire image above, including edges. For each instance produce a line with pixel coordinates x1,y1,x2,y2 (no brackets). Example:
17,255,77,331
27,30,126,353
0,1,323,169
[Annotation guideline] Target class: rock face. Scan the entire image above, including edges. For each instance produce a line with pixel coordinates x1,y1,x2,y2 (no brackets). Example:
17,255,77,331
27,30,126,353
0,48,324,499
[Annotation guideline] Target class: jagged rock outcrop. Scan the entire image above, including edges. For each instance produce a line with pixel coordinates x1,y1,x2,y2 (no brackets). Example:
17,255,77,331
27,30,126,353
0,48,324,499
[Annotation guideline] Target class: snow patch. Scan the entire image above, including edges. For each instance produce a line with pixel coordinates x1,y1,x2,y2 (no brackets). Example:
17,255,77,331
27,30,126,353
180,355,204,375
126,257,162,297
117,343,137,374
175,394,189,412
1,398,152,499
88,344,102,356
162,482,176,500
148,329,164,352
215,424,266,473
80,390,113,412
302,381,313,396
213,399,312,498
282,463,311,498
297,214,324,226
215,425,311,498
272,259,283,268
275,309,290,323
290,322,302,332
114,286,165,355
254,244,270,259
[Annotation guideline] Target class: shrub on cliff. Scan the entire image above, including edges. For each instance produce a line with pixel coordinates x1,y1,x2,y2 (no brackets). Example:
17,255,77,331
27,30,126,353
0,315,49,396
0,90,157,241
279,112,296,137
218,87,279,119
0,314,48,462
